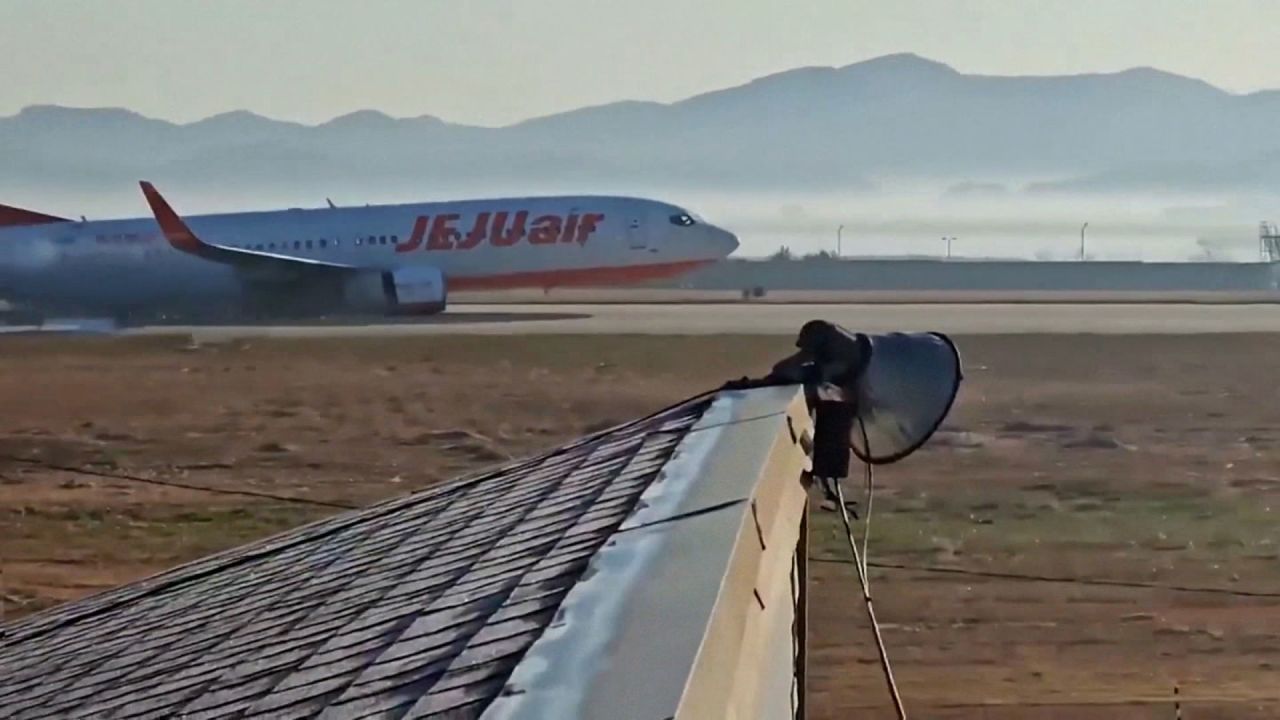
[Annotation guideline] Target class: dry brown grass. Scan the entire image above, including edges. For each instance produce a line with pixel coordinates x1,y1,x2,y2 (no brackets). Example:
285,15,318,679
453,287,1280,304
3,333,1280,718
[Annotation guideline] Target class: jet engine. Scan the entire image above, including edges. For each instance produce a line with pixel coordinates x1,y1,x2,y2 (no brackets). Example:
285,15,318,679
344,266,448,315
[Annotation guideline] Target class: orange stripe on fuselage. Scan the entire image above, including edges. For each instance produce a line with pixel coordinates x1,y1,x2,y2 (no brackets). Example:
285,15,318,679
448,259,713,291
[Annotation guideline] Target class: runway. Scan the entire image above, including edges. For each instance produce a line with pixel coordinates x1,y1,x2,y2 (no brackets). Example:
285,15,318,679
115,302,1280,339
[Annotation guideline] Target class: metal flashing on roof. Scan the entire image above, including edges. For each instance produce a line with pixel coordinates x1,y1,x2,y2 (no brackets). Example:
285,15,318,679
484,384,813,720
0,386,814,720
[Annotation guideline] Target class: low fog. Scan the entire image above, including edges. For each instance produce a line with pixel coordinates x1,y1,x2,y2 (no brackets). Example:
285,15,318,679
7,178,1274,263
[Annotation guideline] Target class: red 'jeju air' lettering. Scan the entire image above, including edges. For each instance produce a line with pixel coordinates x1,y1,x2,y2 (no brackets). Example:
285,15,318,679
489,211,529,247
529,215,562,245
412,210,604,250
458,212,490,250
426,214,461,250
394,216,429,253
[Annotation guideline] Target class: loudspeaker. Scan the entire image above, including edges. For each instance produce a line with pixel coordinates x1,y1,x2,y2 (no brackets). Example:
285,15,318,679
745,320,964,470
847,331,962,464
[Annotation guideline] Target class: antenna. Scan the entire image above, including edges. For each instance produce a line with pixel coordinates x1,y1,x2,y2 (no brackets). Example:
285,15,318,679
326,198,336,209
1260,222,1280,262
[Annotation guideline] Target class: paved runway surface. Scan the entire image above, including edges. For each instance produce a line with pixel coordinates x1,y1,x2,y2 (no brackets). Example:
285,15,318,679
106,303,1280,339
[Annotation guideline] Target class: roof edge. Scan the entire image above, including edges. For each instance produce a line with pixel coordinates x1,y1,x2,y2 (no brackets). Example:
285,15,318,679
483,385,813,719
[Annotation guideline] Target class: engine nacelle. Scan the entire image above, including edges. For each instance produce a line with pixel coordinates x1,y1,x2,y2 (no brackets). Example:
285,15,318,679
383,265,448,315
344,266,447,315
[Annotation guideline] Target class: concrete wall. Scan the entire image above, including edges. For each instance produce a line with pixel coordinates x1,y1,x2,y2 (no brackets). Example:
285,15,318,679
669,259,1280,293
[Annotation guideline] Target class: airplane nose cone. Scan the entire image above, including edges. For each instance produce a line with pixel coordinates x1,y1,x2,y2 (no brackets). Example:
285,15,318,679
709,226,739,258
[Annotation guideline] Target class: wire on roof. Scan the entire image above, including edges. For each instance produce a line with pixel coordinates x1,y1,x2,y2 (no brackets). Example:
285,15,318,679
0,455,360,510
0,390,726,517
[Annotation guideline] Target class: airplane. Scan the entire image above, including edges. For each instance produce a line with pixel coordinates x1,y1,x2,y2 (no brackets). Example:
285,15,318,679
0,182,738,325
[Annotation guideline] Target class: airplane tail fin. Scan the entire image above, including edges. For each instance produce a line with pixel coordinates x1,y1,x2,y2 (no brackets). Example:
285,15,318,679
0,202,69,228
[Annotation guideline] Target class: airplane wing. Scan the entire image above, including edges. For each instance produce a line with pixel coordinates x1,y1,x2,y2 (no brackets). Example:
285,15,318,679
139,182,362,279
0,202,68,228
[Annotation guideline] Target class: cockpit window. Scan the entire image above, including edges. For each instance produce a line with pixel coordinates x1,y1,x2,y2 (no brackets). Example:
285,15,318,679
669,213,697,227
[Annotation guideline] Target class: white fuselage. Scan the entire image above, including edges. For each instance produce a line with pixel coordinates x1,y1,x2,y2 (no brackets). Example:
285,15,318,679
0,194,737,318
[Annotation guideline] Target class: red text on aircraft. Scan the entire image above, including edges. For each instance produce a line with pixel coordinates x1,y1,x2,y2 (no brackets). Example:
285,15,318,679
394,211,604,252
426,214,462,251
394,216,430,253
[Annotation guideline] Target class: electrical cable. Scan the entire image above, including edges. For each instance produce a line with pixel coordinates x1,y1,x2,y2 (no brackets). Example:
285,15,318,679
810,557,1280,599
831,468,908,720
0,387,727,518
0,454,359,509
857,417,873,585
3,389,726,642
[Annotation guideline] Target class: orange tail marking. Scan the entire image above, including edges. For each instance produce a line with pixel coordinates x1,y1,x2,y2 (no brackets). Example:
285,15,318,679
139,181,202,252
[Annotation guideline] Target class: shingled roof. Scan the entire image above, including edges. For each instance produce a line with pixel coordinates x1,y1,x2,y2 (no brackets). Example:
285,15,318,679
1,386,814,720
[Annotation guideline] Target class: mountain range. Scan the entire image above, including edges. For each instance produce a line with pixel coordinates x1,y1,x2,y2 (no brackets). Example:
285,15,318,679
5,53,1280,203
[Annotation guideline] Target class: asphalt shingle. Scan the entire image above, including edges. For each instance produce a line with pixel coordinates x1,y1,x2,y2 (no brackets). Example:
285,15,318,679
0,396,712,719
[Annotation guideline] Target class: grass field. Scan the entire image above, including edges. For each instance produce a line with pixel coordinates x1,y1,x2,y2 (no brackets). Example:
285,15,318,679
3,333,1280,718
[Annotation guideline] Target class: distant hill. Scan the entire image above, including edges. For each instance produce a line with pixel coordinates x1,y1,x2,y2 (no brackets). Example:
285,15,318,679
6,53,1280,199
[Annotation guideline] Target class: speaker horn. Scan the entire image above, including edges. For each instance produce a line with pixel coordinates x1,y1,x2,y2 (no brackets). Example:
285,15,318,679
846,331,962,464
773,321,963,467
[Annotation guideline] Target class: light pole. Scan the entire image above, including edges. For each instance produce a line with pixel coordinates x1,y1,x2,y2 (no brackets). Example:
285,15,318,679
1080,222,1089,261
837,224,844,257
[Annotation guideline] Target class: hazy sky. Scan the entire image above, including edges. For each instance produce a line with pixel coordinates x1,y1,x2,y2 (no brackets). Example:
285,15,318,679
4,0,1280,126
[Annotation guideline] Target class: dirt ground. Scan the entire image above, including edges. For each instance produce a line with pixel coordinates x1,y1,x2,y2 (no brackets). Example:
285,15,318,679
3,333,1280,718
455,287,1280,305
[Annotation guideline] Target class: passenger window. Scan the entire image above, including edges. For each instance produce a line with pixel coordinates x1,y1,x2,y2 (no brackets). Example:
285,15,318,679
391,235,398,244
269,243,276,250
355,237,362,246
379,235,387,244
293,240,301,250
319,239,328,248
305,240,313,249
